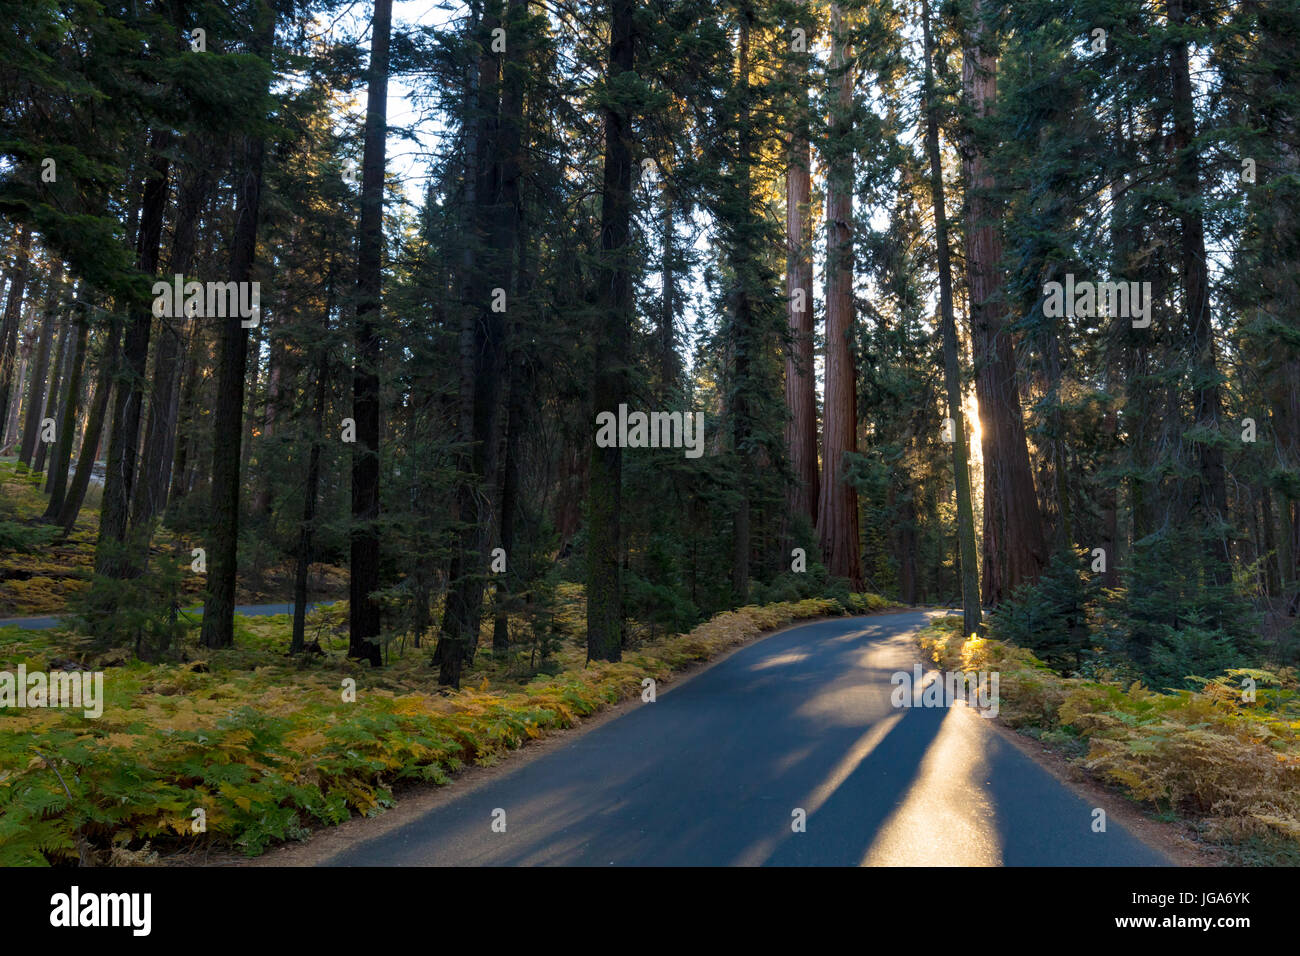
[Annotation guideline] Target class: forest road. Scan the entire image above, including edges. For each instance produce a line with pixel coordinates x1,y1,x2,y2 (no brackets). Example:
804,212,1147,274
323,610,1170,866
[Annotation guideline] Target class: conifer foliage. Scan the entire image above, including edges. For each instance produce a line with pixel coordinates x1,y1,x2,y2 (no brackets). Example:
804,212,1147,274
0,0,1295,694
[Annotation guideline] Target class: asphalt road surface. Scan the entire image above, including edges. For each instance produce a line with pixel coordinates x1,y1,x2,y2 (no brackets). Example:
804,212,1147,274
324,610,1170,866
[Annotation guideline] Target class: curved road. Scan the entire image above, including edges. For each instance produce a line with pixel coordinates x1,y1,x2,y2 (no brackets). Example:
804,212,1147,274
324,610,1169,866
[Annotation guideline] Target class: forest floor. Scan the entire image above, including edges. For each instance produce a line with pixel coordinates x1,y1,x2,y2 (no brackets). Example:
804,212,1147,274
0,459,347,617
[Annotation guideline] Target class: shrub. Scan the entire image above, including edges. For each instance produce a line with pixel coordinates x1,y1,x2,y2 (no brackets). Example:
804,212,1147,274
989,548,1096,672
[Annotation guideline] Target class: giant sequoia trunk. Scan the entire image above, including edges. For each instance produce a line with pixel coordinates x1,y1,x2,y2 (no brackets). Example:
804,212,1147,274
784,18,818,527
1168,0,1231,584
960,1,1044,605
585,0,635,662
201,2,276,650
922,0,981,634
815,3,863,589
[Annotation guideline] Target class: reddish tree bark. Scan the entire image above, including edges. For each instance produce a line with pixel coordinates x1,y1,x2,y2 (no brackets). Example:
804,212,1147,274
815,3,863,589
784,9,818,527
960,0,1045,605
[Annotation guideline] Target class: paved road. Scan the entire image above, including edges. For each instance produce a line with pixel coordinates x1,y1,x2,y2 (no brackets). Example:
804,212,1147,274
0,602,334,630
324,610,1170,866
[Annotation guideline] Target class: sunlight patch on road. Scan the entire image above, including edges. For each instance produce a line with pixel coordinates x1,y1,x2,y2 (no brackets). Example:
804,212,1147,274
732,714,902,866
771,742,817,776
792,640,908,726
826,625,880,643
860,707,1001,866
750,650,810,670
803,714,903,817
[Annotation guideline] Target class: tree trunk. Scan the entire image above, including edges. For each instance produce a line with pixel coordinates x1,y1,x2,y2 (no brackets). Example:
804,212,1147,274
200,1,276,649
436,0,521,682
659,188,680,392
33,282,73,474
168,321,205,503
431,14,487,685
490,0,530,658
18,261,64,466
239,334,262,486
131,154,214,529
348,0,393,666
56,316,119,534
1168,0,1231,584
250,333,284,517
492,343,523,656
292,341,331,655
95,129,172,580
922,0,981,634
3,300,35,450
586,0,635,663
728,10,757,603
784,11,818,527
898,489,918,605
815,3,863,589
0,225,33,435
42,294,87,514
959,0,1044,605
